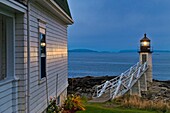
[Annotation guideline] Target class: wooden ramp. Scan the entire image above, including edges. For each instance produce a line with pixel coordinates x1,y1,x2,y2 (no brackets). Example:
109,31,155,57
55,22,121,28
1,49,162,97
90,62,149,102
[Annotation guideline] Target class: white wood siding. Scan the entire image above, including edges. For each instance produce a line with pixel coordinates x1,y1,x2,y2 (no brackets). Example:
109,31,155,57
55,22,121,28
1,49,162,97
29,3,68,113
0,81,13,113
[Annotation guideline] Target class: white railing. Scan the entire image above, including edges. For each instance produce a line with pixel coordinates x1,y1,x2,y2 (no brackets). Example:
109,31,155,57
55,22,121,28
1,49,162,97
92,62,148,99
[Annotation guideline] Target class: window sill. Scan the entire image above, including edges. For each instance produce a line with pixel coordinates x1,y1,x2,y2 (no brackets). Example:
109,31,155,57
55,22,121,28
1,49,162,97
38,77,46,85
0,77,19,86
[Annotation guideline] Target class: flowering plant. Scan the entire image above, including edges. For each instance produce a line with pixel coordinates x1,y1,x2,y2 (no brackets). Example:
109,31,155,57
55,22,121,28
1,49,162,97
47,96,59,113
64,94,85,111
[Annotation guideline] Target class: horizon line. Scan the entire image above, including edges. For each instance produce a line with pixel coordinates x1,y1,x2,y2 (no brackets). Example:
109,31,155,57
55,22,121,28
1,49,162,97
68,48,170,52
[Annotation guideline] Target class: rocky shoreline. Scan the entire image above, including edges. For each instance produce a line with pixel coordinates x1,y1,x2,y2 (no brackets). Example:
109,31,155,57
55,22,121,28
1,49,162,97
68,76,116,98
67,76,170,102
142,79,170,102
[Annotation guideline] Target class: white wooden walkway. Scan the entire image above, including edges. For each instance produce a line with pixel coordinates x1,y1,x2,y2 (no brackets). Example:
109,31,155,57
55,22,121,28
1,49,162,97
90,62,148,102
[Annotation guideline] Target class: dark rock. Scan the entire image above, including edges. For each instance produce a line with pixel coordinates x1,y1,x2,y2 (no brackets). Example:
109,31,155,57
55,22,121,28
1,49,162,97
67,76,116,98
68,76,170,102
141,80,170,103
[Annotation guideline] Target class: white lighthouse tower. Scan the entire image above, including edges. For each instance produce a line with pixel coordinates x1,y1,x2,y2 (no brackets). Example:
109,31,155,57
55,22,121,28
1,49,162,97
139,34,153,83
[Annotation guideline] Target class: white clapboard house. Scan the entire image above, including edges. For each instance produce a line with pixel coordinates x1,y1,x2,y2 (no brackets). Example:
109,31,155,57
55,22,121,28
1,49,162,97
0,0,73,112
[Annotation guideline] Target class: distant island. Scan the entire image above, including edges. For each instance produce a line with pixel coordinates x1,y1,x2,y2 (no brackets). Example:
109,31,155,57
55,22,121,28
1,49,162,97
68,49,98,52
118,50,137,53
154,50,170,52
68,49,170,53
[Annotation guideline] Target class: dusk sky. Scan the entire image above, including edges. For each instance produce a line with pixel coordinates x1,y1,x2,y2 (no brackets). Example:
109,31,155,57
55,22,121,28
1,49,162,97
68,0,170,51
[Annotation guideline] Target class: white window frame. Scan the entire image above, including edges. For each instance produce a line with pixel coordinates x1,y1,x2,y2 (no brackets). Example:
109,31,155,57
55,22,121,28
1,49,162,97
38,19,47,82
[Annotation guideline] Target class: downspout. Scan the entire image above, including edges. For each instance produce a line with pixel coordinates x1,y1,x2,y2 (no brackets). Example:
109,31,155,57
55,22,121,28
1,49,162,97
27,0,31,113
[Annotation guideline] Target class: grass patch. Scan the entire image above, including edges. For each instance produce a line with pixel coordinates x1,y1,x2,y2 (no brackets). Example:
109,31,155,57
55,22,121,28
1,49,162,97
76,102,157,113
76,95,170,113
115,95,170,113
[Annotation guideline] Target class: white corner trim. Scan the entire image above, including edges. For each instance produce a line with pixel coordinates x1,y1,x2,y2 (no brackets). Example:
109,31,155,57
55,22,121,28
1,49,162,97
0,0,27,13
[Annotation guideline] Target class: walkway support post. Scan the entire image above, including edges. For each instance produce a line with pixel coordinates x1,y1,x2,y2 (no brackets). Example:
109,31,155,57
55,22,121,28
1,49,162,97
130,80,141,96
140,73,147,91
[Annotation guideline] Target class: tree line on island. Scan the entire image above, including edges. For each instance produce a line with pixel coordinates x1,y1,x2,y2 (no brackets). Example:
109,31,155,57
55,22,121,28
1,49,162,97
68,49,170,53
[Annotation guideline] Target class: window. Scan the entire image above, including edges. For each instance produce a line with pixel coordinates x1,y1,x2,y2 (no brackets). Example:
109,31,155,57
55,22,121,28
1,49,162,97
141,41,150,46
0,14,14,80
39,20,46,79
142,54,147,64
0,15,6,80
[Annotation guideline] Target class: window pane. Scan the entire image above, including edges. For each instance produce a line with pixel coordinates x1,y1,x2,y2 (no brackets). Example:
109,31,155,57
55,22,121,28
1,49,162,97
142,54,147,64
40,34,46,57
41,57,46,78
0,16,6,80
40,32,46,78
141,41,149,46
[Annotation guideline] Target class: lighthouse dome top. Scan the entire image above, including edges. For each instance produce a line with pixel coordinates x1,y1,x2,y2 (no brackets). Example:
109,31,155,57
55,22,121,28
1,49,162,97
140,34,150,42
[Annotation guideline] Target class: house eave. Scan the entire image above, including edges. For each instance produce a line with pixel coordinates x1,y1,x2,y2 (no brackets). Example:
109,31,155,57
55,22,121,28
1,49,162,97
0,0,27,13
36,0,74,25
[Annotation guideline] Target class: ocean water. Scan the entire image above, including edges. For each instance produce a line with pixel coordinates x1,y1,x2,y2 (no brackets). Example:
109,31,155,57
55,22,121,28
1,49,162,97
68,52,170,81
